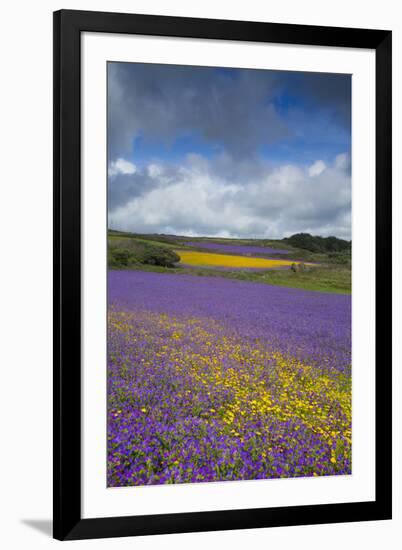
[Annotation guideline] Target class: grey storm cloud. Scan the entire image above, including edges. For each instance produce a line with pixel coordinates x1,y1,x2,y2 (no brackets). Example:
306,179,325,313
108,153,351,239
293,72,351,129
108,62,290,159
108,63,351,161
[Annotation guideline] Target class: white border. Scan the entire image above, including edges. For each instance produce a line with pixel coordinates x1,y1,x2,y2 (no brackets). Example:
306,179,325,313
82,32,376,519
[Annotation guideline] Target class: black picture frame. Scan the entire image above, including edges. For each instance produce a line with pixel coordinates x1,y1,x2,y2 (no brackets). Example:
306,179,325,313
53,9,392,541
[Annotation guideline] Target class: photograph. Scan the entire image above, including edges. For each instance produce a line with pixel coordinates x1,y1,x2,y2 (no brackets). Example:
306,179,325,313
107,61,352,488
0,1,395,545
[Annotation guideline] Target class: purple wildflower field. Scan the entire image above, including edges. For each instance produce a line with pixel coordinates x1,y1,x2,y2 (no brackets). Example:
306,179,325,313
108,270,351,486
186,241,290,256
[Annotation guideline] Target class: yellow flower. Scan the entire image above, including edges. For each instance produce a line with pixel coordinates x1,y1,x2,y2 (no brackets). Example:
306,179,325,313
175,250,310,270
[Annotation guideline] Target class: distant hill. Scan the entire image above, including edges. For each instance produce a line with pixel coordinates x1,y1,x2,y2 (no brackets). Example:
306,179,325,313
283,233,351,253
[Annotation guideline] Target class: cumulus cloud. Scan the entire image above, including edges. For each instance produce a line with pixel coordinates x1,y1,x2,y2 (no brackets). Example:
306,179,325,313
334,152,351,172
308,160,326,177
108,153,351,239
108,158,137,177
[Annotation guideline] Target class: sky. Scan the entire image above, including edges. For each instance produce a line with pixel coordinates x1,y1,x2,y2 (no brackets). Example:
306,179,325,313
107,62,351,239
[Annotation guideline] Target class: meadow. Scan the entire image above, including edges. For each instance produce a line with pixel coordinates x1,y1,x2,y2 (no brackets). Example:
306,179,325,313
108,230,351,294
108,264,351,486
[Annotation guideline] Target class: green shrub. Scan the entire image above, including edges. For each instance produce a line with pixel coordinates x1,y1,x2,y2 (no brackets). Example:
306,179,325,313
141,246,180,267
108,239,180,269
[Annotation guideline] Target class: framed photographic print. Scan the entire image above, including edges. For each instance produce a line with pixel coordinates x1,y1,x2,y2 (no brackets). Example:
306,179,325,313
53,9,392,541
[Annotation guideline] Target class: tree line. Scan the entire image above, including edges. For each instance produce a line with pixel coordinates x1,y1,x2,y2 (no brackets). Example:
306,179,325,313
283,233,351,253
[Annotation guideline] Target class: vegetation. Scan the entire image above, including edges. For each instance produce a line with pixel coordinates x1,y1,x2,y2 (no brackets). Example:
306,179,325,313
108,229,179,247
108,238,180,268
283,233,351,254
108,230,351,294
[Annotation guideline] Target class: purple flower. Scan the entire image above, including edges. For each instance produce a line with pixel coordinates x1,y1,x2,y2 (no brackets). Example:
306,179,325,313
107,270,351,487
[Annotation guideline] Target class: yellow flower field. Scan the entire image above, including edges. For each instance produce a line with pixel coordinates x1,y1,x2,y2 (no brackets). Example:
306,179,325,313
176,250,304,269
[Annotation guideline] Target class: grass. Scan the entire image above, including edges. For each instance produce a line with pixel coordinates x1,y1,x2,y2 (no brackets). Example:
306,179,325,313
108,234,179,249
253,266,351,294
